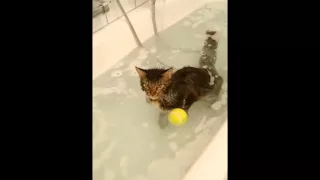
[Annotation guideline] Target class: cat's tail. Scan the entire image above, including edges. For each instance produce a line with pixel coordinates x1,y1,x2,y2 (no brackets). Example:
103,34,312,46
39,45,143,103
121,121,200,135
205,30,221,41
199,30,220,75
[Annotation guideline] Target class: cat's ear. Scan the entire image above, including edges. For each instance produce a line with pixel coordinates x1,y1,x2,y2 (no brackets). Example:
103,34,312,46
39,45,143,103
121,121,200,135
162,68,173,79
135,66,146,78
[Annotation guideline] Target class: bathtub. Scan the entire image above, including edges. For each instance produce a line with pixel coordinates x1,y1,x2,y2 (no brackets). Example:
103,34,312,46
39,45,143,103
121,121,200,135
93,0,227,179
183,120,227,180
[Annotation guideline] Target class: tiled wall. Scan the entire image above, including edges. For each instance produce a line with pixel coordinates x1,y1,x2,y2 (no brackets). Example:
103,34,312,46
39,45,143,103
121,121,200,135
93,0,149,33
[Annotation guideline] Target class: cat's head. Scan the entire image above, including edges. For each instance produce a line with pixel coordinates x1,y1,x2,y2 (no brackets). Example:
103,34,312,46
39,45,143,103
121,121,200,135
135,67,173,100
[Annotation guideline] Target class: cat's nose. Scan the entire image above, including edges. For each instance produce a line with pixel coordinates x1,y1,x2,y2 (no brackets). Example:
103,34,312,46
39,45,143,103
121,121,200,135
150,90,157,96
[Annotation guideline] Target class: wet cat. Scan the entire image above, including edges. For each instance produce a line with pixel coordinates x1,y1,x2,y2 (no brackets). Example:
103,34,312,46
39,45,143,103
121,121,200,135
135,30,223,128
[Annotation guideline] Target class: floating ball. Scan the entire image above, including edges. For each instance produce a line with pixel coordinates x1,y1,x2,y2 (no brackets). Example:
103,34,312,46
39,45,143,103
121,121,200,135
168,108,188,126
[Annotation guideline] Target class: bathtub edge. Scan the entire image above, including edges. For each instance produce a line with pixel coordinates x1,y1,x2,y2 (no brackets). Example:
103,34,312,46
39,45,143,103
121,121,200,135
183,119,227,180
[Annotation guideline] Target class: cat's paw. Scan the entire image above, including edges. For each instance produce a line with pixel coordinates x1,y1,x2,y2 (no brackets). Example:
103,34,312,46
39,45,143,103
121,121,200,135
158,114,169,129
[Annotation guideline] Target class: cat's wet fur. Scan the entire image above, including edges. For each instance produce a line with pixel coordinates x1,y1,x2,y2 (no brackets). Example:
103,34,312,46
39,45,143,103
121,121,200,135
199,30,219,74
135,30,223,128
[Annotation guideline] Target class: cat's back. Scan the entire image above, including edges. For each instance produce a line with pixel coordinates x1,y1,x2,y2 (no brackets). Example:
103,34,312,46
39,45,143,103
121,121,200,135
172,66,209,80
171,66,210,86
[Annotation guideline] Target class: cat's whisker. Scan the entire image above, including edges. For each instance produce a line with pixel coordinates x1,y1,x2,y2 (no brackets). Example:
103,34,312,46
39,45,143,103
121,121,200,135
158,95,166,105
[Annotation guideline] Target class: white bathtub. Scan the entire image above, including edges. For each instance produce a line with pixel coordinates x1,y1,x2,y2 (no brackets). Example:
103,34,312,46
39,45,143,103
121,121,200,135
93,0,227,179
183,120,227,180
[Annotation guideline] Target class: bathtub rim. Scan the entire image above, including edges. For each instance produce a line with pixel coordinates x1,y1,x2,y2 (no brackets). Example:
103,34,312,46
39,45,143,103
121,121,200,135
183,119,228,180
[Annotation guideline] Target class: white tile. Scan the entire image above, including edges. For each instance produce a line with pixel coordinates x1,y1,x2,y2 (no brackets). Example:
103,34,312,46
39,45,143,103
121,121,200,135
93,0,222,79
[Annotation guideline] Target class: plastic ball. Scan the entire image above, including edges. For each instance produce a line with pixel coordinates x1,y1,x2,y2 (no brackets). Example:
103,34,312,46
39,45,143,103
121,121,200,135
168,108,188,126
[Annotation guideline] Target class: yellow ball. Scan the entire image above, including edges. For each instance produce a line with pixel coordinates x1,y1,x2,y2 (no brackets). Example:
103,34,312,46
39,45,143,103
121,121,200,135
168,108,188,126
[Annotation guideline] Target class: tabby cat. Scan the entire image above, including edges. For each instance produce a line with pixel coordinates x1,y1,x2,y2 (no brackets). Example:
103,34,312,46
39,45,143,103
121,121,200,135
135,30,223,128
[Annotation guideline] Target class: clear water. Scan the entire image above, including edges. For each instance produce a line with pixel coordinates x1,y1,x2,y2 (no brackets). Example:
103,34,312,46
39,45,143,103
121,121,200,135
93,2,227,180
